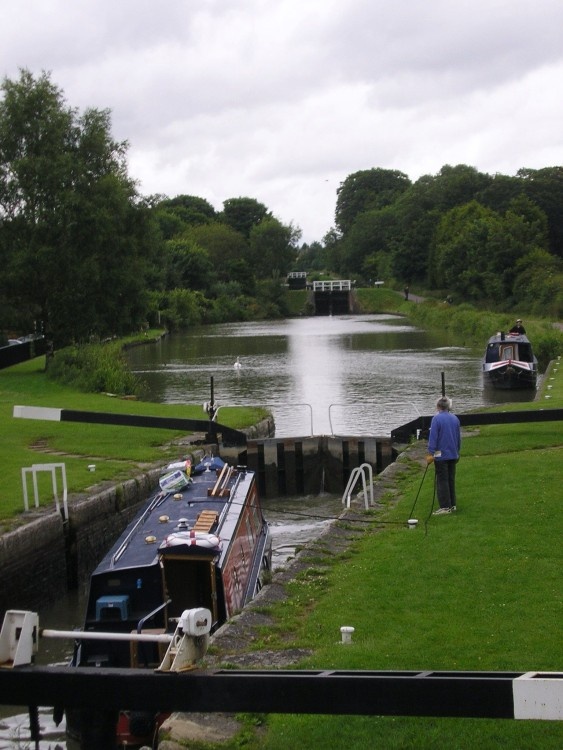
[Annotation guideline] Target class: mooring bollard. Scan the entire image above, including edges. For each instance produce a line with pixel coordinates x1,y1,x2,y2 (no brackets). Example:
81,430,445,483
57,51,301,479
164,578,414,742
340,626,354,644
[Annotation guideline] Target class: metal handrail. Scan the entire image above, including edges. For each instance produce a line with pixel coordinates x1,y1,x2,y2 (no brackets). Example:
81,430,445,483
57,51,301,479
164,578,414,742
136,599,171,634
342,463,374,509
252,402,314,436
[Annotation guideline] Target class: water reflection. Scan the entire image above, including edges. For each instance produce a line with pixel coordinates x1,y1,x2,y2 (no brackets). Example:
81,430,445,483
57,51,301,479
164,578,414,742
127,315,537,436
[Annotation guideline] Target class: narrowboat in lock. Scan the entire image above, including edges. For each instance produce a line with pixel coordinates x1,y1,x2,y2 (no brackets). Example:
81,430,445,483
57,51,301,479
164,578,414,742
68,455,271,747
482,332,538,389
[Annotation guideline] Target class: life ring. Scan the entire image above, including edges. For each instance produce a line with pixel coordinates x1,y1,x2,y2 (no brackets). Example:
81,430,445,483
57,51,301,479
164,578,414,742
161,531,221,550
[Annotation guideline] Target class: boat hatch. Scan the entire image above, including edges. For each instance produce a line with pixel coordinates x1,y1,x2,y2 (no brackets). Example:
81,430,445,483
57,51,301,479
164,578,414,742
161,556,219,625
95,595,130,622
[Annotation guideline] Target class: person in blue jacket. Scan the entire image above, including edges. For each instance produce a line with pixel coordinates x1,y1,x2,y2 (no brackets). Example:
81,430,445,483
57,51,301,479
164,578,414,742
426,396,461,515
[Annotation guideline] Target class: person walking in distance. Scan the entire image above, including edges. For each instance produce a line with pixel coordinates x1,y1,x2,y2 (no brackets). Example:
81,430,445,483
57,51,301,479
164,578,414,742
426,396,461,515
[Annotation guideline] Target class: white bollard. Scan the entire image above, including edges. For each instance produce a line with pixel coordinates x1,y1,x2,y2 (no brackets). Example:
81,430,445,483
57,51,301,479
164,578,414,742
340,626,354,644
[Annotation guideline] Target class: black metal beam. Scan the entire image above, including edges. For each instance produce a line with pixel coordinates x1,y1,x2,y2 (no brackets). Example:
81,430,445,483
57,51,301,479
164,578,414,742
391,409,563,442
0,667,519,719
59,409,247,446
457,409,563,427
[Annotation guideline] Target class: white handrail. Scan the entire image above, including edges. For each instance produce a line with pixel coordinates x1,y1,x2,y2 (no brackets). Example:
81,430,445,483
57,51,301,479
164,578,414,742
41,629,173,644
342,463,374,510
21,463,68,520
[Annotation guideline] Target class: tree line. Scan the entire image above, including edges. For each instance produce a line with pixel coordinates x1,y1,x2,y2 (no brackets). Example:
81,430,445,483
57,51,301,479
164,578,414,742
297,165,563,316
2,70,561,353
0,70,300,349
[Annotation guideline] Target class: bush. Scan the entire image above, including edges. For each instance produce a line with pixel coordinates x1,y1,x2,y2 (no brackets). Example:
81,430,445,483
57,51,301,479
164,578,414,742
46,342,143,396
534,330,563,370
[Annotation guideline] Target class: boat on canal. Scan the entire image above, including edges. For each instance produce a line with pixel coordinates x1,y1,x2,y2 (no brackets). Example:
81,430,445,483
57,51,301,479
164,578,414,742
482,332,538,389
69,455,271,747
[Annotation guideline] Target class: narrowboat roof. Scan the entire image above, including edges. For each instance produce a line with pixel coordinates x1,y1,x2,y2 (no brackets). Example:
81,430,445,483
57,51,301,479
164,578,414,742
92,463,257,576
486,332,532,345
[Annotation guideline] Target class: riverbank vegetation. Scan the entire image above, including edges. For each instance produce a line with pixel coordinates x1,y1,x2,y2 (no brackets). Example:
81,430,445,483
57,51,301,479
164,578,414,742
352,287,563,371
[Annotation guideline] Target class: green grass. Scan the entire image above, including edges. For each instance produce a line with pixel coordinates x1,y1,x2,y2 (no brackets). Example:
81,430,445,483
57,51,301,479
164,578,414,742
250,356,563,749
354,287,407,313
0,353,268,524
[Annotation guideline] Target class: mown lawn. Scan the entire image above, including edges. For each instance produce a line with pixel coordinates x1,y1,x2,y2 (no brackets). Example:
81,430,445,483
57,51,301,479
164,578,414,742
251,357,563,749
0,355,267,523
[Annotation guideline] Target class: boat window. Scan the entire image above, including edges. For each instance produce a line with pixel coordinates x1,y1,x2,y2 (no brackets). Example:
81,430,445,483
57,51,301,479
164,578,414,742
485,343,500,363
499,344,515,360
518,343,533,362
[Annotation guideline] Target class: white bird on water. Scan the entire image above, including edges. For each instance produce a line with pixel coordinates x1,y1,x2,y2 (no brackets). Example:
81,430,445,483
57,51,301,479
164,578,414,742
234,357,242,369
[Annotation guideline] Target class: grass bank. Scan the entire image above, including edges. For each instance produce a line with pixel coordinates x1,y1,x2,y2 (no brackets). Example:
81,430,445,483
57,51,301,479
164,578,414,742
218,359,563,750
0,352,268,526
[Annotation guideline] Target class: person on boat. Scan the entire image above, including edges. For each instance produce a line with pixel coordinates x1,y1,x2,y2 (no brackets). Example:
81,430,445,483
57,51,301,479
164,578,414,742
509,319,526,334
426,396,461,515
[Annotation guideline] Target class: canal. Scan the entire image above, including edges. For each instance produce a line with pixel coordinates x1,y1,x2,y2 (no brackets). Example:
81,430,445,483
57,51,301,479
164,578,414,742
126,313,537,436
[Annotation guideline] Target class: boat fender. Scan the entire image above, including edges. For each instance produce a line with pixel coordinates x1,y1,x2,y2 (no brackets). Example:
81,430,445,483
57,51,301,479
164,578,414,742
161,531,221,549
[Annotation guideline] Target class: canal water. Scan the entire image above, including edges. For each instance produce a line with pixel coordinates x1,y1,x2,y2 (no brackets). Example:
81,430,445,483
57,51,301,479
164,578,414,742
1,314,537,747
126,313,536,436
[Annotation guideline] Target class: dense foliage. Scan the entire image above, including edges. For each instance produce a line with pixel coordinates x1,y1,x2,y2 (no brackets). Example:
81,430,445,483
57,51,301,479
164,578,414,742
0,70,159,346
0,71,300,348
300,165,563,316
46,341,143,395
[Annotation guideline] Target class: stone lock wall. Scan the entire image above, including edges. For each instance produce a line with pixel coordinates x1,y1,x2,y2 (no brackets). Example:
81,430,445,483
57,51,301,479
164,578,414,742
0,468,162,620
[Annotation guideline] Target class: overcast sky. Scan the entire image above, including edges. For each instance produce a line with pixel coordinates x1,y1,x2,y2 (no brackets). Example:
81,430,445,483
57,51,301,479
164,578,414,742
2,0,562,243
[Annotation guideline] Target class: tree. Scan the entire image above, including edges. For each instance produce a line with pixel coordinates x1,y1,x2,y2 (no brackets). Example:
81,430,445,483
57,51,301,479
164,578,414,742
512,248,563,317
164,238,213,291
157,194,216,228
335,168,411,235
248,217,298,278
430,197,549,302
427,164,493,211
430,201,501,298
0,69,158,345
220,197,270,238
338,206,397,279
187,221,249,282
518,167,563,258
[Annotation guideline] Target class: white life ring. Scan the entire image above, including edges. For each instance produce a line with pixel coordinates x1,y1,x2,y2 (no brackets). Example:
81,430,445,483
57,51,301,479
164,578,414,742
161,531,221,550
